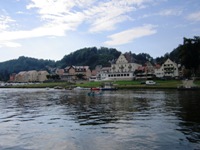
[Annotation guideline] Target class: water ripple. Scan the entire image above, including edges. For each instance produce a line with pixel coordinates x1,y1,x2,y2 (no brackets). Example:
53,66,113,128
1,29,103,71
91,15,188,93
0,88,199,150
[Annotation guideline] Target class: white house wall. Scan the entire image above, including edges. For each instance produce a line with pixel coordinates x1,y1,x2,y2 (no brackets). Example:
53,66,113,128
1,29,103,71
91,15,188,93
154,59,179,78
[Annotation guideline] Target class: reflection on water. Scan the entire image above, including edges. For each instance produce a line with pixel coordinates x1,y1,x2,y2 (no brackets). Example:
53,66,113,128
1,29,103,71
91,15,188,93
0,88,200,150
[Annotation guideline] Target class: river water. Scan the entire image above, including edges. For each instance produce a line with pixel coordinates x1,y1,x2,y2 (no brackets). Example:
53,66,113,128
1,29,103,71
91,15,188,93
0,88,200,150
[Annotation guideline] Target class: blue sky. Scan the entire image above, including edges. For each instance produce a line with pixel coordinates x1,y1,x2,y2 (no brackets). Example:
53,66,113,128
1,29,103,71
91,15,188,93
0,0,200,62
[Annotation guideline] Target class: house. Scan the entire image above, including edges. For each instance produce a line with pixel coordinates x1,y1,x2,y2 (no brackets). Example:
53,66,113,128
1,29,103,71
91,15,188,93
55,69,64,76
108,53,142,80
154,64,164,78
9,73,16,82
135,62,155,80
14,70,49,82
96,53,142,81
154,58,179,78
15,71,28,82
27,70,38,82
63,65,92,81
163,58,179,77
38,71,49,82
96,67,111,80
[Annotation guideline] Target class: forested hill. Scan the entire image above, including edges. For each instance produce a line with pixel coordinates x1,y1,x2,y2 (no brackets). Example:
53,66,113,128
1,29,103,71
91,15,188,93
0,56,56,81
56,47,121,69
57,47,155,68
1,36,199,81
0,47,153,81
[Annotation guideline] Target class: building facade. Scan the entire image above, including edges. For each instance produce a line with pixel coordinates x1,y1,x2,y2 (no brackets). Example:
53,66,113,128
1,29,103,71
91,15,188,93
14,70,49,82
154,58,179,78
97,53,142,81
62,65,92,81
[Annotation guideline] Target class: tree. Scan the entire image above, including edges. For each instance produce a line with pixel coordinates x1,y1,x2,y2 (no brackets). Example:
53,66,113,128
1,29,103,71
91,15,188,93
179,36,200,76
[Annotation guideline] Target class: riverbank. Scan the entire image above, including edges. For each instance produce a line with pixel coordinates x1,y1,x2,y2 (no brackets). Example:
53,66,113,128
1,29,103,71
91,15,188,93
2,80,199,90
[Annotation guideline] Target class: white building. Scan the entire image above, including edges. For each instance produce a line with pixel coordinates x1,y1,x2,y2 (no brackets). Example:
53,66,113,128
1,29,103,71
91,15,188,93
154,58,179,78
97,53,142,81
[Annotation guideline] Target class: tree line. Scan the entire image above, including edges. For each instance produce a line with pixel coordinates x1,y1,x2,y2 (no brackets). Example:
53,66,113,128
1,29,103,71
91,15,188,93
0,37,199,81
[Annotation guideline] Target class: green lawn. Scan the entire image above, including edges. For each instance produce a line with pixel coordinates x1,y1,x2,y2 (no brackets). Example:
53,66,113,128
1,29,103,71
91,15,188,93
194,80,200,86
77,80,182,89
10,82,72,88
7,79,197,89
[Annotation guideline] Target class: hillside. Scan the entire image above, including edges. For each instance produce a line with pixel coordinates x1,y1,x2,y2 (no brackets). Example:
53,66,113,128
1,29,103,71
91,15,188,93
2,36,199,82
0,56,56,81
0,47,154,81
56,47,121,69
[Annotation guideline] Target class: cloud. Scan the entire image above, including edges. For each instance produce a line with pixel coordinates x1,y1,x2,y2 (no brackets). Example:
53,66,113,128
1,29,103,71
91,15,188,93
26,0,93,30
86,0,154,33
141,8,182,18
26,0,153,33
0,0,159,48
159,9,182,16
0,41,21,48
104,24,157,46
0,15,15,31
187,11,200,22
0,25,68,48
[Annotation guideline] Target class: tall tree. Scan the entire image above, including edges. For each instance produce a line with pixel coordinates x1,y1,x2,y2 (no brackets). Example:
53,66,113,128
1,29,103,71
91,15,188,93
179,36,200,75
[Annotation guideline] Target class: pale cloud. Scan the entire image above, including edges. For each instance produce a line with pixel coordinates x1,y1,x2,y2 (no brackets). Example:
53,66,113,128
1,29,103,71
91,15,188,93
0,25,67,48
87,1,135,33
159,9,182,16
104,24,157,46
0,41,21,48
0,0,158,48
86,0,155,33
26,0,153,33
187,11,200,22
0,15,15,31
141,8,182,18
0,25,67,41
26,0,93,29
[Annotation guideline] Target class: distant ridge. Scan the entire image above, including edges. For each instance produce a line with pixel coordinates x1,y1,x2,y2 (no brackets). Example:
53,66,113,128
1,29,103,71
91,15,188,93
0,46,178,81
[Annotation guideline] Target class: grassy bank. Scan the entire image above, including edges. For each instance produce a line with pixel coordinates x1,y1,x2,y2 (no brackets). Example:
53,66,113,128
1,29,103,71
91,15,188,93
76,80,183,89
6,82,73,89
4,79,200,89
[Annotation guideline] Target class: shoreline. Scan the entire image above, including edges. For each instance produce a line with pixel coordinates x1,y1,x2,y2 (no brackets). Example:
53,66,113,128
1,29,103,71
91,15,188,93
1,80,200,90
1,85,200,90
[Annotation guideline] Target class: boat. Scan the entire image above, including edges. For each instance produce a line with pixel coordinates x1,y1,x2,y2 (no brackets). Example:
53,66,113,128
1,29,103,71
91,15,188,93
87,91,102,96
54,86,63,89
73,86,90,90
91,82,118,91
91,87,101,91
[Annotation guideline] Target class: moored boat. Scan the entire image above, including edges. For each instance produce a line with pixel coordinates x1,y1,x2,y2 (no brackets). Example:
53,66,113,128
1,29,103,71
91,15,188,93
87,91,102,96
73,86,90,90
91,82,117,91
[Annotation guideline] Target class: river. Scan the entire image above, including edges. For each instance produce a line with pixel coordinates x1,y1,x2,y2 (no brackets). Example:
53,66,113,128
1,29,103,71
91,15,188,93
0,88,199,150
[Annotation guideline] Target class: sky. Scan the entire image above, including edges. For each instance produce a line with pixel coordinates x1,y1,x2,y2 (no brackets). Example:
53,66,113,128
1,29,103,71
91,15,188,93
0,0,200,62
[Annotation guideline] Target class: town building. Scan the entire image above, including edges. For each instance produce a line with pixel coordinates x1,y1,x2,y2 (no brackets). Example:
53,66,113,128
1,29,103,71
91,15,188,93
15,71,28,82
14,70,49,82
154,58,179,78
62,65,92,81
97,53,142,81
38,71,49,82
27,70,38,82
135,61,155,80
